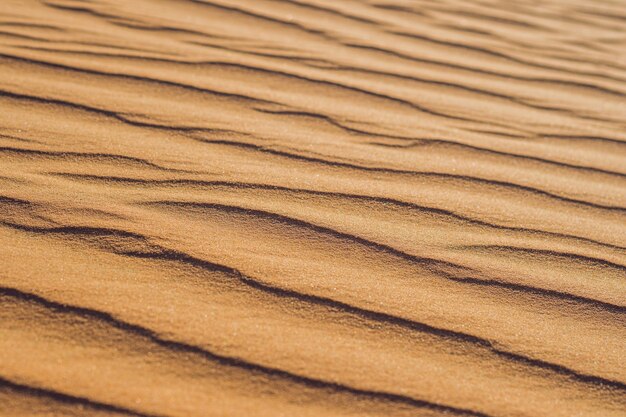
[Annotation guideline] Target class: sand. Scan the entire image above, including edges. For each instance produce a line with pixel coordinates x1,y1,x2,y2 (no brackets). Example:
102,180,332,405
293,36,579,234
0,0,625,416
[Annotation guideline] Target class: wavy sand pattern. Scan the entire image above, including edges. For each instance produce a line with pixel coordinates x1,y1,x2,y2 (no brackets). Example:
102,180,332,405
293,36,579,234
1,0,626,416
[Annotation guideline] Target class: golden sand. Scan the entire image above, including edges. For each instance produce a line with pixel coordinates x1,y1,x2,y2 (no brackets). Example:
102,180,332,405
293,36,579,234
1,0,625,416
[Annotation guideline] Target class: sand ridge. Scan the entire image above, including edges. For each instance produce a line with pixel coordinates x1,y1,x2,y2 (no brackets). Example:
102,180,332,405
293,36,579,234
0,0,625,416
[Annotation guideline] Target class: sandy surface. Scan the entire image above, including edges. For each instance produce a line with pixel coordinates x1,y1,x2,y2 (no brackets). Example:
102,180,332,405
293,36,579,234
1,0,625,416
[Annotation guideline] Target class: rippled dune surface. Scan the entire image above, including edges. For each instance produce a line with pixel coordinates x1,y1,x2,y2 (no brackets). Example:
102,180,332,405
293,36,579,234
1,0,625,416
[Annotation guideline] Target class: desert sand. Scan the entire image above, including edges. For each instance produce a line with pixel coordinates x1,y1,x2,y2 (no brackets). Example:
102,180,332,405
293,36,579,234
0,0,625,416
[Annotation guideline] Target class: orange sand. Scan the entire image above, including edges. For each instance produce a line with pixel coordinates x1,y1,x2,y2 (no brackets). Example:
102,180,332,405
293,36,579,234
0,0,625,416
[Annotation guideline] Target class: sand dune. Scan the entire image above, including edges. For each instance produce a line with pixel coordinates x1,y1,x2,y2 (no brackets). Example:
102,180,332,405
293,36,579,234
1,0,625,416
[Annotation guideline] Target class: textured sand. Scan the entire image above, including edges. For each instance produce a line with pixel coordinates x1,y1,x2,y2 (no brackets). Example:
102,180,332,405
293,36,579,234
1,0,626,416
